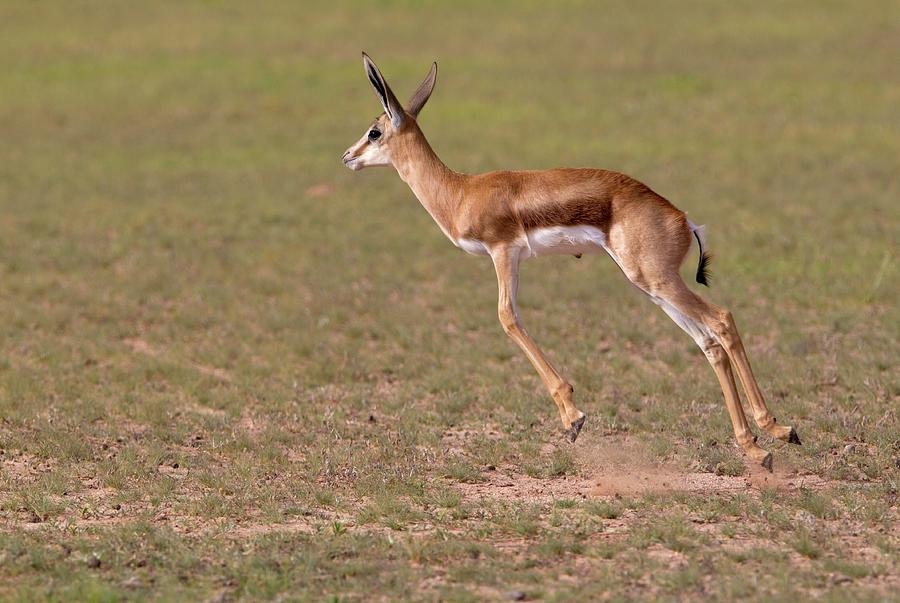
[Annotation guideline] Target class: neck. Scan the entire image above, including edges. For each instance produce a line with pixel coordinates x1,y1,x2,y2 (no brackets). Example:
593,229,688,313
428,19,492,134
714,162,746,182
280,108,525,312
391,122,463,239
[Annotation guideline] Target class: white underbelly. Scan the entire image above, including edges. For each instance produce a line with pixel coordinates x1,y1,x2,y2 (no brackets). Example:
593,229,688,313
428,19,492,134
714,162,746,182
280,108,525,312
453,225,609,259
524,225,607,258
455,237,490,256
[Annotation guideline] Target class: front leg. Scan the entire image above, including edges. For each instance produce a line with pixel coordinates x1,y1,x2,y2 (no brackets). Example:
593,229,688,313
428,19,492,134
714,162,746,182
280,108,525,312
490,245,587,442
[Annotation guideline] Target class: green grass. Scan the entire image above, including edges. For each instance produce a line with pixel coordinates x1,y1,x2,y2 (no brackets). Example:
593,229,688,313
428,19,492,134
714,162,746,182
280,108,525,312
1,1,898,601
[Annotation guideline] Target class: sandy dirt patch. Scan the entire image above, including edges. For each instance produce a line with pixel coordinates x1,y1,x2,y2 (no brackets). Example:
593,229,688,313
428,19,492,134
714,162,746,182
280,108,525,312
450,432,826,504
580,436,826,497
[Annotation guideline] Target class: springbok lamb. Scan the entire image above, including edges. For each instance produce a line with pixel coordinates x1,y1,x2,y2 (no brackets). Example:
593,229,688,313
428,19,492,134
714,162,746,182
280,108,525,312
341,53,801,470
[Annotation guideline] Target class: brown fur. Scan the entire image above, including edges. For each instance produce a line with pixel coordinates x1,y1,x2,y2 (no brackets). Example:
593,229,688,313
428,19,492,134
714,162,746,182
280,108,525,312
389,120,688,254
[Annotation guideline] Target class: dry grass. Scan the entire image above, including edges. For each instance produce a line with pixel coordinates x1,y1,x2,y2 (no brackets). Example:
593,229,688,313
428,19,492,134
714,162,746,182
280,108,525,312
0,1,898,601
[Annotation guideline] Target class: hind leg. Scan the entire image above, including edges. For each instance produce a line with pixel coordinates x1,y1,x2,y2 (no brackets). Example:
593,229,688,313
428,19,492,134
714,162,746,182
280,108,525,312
706,310,801,444
652,293,773,469
607,211,798,462
653,280,801,447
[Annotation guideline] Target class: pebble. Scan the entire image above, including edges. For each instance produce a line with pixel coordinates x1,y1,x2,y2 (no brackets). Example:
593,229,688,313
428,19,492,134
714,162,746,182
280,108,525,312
796,510,817,527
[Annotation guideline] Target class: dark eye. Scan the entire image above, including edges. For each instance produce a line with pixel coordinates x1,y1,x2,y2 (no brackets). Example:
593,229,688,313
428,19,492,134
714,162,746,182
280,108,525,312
368,129,381,141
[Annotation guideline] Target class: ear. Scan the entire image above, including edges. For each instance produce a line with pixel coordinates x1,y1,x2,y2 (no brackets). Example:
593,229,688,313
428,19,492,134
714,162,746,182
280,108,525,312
407,61,437,118
362,52,405,129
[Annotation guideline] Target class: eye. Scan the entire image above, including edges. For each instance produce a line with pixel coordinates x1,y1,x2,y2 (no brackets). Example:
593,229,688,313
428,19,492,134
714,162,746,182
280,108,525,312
367,129,381,141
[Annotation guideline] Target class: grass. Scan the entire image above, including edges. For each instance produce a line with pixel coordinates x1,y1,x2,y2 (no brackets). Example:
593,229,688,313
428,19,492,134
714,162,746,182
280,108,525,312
1,0,899,601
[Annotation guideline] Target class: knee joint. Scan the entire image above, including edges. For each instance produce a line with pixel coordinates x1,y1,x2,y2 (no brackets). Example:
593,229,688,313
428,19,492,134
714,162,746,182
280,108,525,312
498,306,518,334
702,341,728,365
712,310,738,348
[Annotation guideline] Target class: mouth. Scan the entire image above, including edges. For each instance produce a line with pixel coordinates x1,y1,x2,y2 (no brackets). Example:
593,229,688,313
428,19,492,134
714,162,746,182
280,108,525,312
342,152,360,171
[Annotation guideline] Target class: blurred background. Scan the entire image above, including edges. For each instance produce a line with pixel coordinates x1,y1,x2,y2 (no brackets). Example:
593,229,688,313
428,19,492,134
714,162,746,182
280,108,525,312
0,1,897,600
1,2,895,402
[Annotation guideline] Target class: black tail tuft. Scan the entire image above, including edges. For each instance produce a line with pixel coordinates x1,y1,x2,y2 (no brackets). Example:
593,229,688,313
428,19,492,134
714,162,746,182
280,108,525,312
694,231,712,287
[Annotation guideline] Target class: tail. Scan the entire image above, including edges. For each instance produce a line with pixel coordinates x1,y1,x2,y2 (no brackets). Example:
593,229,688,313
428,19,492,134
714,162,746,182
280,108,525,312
688,221,711,287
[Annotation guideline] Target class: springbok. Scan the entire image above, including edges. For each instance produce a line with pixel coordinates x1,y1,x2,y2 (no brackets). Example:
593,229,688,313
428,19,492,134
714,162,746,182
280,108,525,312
342,53,801,470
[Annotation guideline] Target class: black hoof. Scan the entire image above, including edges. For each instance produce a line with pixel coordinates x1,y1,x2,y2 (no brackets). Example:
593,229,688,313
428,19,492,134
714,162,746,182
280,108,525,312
566,415,587,443
788,428,802,446
761,453,773,472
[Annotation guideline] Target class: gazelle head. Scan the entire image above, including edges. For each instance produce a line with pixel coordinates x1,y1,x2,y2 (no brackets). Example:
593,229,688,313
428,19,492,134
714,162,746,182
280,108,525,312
342,52,437,171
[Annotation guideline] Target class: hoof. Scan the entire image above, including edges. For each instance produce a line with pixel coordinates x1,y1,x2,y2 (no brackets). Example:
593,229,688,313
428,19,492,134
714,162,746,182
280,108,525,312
787,428,802,446
566,415,587,443
761,453,773,472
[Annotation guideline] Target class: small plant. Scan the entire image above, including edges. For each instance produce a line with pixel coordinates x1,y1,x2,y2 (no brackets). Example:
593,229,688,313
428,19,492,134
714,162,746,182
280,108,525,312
548,449,576,476
513,518,540,537
630,517,702,552
357,495,423,530
523,465,543,478
659,563,702,592
824,559,870,580
422,488,462,509
534,538,583,557
594,543,618,559
797,489,836,520
792,531,821,559
314,488,337,508
586,501,622,519
441,460,483,484
20,493,63,524
698,445,745,476
495,506,541,537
